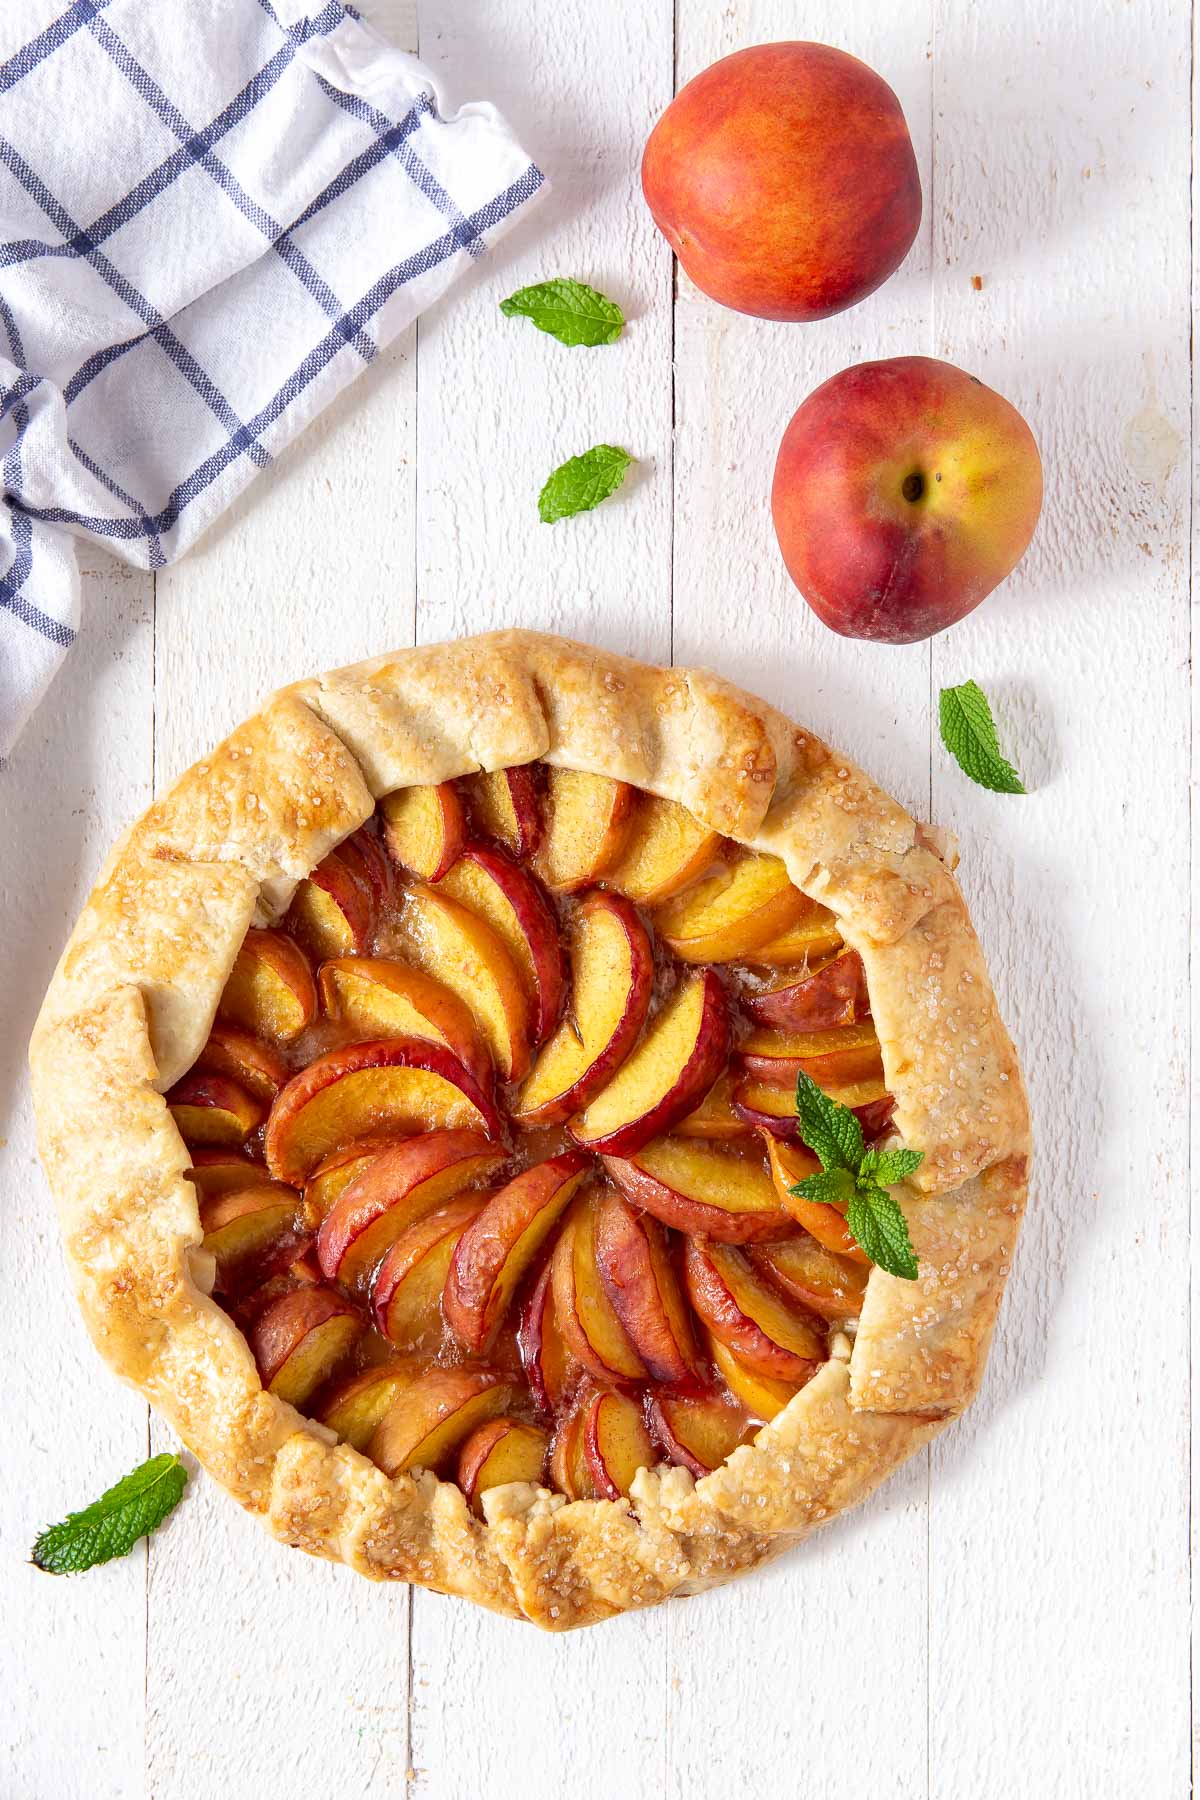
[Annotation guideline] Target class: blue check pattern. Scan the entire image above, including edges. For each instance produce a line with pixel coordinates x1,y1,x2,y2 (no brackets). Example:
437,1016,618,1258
0,0,546,753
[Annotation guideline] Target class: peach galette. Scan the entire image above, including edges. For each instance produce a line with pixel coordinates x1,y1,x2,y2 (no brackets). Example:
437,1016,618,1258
31,632,1029,1629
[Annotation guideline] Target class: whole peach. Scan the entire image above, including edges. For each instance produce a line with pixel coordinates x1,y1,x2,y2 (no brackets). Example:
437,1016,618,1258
641,42,921,323
771,356,1043,643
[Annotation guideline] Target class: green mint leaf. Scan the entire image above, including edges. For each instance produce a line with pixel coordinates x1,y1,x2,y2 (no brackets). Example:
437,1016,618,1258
538,445,633,524
792,1168,856,1209
859,1145,924,1188
31,1453,187,1574
938,680,1026,794
847,1188,919,1281
500,278,624,347
793,1070,864,1173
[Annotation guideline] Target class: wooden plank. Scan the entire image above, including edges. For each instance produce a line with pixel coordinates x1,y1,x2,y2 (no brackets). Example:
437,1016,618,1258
666,8,935,1795
1,553,154,1800
926,2,1192,1791
406,2,676,1793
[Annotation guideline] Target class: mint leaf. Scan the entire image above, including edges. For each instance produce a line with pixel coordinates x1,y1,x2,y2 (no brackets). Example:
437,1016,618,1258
794,1070,864,1172
846,1188,919,1281
500,278,624,347
938,681,1026,794
792,1167,856,1209
859,1145,924,1187
538,445,633,524
31,1453,187,1574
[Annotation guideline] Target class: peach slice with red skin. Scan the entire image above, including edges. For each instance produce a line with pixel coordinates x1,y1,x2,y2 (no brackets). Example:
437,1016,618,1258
652,851,811,963
763,1134,869,1261
674,1071,753,1140
745,909,843,968
436,844,565,1045
317,1360,416,1450
371,1192,485,1349
733,1073,892,1142
188,1149,259,1196
265,1038,502,1185
535,767,635,892
218,927,317,1044
457,1416,550,1513
603,794,720,905
647,1389,752,1477
318,957,492,1093
551,1191,647,1386
199,1182,306,1290
195,1024,289,1102
404,883,531,1081
514,891,653,1127
380,781,467,882
549,1392,597,1500
168,1070,264,1147
739,1019,884,1087
517,1257,578,1415
367,1365,511,1477
286,846,375,961
583,1389,656,1501
684,1239,825,1382
706,1331,801,1422
569,969,730,1156
302,1134,410,1225
340,826,394,908
444,1151,590,1354
603,1135,795,1245
463,766,543,860
743,948,870,1032
751,1234,869,1321
592,1187,698,1386
249,1285,363,1406
316,1128,504,1290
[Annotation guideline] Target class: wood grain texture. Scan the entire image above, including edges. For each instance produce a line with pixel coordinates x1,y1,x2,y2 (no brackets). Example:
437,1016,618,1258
1,0,1194,1793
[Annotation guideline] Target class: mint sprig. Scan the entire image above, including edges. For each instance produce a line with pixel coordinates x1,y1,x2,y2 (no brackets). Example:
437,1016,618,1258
31,1453,187,1574
538,445,633,524
500,278,624,347
938,680,1026,794
790,1072,921,1280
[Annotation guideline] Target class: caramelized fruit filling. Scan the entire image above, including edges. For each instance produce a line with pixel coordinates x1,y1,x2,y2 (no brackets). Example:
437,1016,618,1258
173,768,895,1511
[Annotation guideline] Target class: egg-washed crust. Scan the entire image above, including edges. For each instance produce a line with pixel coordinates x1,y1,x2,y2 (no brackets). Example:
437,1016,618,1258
29,630,1030,1630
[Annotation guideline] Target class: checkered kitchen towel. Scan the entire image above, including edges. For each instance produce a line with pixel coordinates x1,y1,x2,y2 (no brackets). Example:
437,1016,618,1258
0,0,546,756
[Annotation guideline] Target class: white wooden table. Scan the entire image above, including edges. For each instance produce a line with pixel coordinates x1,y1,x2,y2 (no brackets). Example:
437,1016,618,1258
2,1,1193,1793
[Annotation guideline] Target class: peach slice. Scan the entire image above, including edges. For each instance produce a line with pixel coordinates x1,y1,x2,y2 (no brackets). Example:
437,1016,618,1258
583,1389,656,1501
764,1134,869,1261
684,1239,825,1382
302,1134,409,1224
218,927,317,1044
367,1365,511,1477
569,970,730,1156
674,1071,753,1140
732,1074,890,1142
444,1151,590,1354
603,794,720,905
371,1192,485,1349
653,851,811,963
404,883,531,1081
706,1332,801,1423
340,826,394,909
457,1417,550,1513
168,1070,264,1147
745,908,843,968
739,1019,884,1087
647,1389,752,1478
199,1182,305,1288
535,767,635,892
436,844,565,1044
513,891,653,1127
517,1258,578,1416
603,1136,794,1245
549,1393,597,1500
751,1235,869,1322
249,1285,363,1406
380,781,466,881
286,846,375,961
318,957,492,1092
551,1192,647,1385
195,1024,289,1102
463,766,543,859
743,948,870,1032
316,1128,504,1290
265,1038,502,1185
592,1188,697,1386
187,1149,259,1196
317,1361,417,1451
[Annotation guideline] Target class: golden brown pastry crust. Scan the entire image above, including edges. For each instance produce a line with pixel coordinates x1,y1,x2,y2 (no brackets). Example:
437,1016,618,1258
29,630,1030,1629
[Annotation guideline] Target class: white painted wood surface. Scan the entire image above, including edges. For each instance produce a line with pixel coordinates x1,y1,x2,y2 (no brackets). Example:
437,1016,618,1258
1,0,1193,1794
